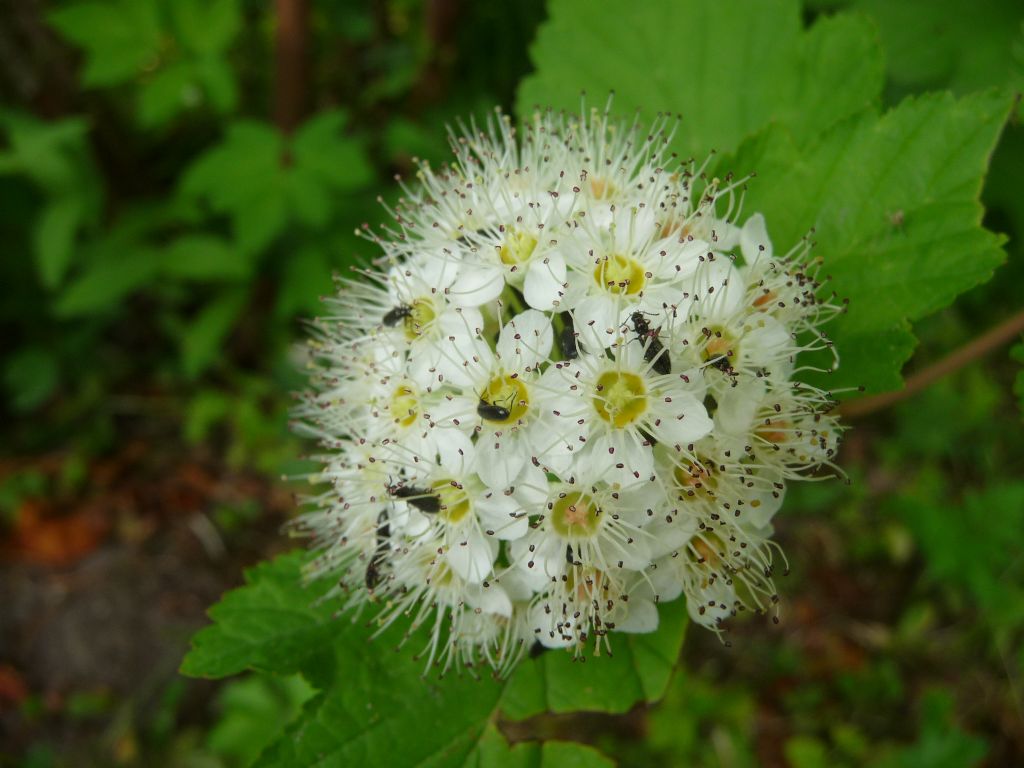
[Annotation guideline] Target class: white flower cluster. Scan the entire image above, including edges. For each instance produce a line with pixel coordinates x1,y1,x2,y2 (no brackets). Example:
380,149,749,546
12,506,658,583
294,108,842,675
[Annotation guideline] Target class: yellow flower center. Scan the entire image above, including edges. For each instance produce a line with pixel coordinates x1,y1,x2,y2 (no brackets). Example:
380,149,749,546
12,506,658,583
593,253,645,295
593,371,647,428
431,478,471,524
589,176,615,200
403,298,437,341
701,325,739,364
550,491,602,538
480,374,530,424
499,229,537,266
673,461,718,503
389,382,419,427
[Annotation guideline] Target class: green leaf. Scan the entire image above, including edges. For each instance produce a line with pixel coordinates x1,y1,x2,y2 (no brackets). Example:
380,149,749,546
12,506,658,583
137,61,200,127
181,122,287,253
169,0,241,56
848,0,1024,98
500,604,687,719
33,197,83,288
517,0,883,157
182,116,372,253
180,289,248,380
194,57,238,113
292,110,375,192
161,234,250,281
54,247,162,317
900,482,1024,633
463,726,615,768
184,552,675,767
205,674,315,767
4,347,59,412
254,642,506,768
181,552,338,678
274,246,331,318
874,690,988,768
724,90,1013,393
0,114,92,194
48,0,163,87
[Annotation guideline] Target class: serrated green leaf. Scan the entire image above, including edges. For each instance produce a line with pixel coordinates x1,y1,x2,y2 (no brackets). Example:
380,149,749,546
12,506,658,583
48,0,163,87
724,90,1012,393
254,641,505,768
517,0,883,157
180,289,248,380
184,552,679,767
180,552,338,678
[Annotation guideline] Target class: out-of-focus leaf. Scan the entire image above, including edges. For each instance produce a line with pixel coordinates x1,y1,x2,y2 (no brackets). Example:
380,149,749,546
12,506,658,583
182,114,372,254
274,247,330,318
873,690,988,768
205,674,315,768
54,248,162,317
33,198,84,288
48,0,163,87
180,289,248,380
785,736,830,768
0,114,102,288
169,0,241,56
194,57,238,113
461,726,615,768
848,0,1023,102
138,61,202,127
181,121,286,253
292,111,375,192
161,234,250,281
0,115,94,194
184,389,232,444
4,347,59,412
900,482,1024,632
1012,341,1024,418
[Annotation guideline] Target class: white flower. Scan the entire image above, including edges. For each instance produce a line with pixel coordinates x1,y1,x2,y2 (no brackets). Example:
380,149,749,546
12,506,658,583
295,106,843,674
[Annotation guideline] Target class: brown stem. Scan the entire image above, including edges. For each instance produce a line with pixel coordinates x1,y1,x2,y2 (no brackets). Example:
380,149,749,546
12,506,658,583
274,0,309,135
840,308,1024,419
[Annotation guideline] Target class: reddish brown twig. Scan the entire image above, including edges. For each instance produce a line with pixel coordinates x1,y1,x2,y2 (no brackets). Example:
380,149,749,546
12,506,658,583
274,0,309,135
840,308,1024,419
